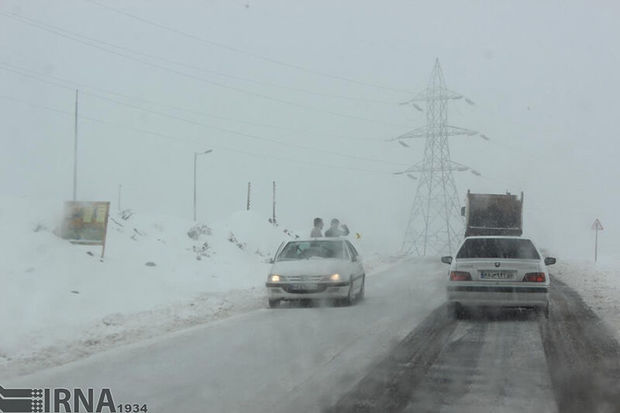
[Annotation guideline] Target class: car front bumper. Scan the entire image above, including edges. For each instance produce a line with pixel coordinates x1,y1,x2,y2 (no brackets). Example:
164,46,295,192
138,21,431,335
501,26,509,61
266,281,351,300
447,285,549,308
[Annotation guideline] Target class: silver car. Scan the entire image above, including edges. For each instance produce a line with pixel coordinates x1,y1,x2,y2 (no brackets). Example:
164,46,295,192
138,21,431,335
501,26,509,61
441,236,556,318
265,238,365,307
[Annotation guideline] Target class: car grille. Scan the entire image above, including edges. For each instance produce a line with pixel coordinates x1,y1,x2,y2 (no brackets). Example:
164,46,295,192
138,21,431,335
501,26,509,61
284,275,324,282
283,285,328,294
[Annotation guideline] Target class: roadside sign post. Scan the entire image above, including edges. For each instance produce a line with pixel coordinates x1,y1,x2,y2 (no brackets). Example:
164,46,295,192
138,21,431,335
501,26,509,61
60,201,111,259
591,218,604,263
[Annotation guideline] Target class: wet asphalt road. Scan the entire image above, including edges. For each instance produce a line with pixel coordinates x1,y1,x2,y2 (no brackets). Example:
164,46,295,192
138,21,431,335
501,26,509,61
329,276,620,413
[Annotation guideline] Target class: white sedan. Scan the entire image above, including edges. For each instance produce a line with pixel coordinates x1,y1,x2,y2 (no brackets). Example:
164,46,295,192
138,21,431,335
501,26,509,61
441,236,556,318
265,238,365,307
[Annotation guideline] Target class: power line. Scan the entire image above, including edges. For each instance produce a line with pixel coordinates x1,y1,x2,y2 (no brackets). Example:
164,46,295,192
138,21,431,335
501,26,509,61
10,54,548,177
0,94,394,175
82,0,414,95
1,11,395,106
88,91,406,166
0,76,406,168
0,11,407,128
0,63,406,166
0,61,385,143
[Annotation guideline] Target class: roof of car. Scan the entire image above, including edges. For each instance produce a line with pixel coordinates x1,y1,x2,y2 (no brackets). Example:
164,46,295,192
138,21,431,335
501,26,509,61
288,238,349,243
464,236,531,240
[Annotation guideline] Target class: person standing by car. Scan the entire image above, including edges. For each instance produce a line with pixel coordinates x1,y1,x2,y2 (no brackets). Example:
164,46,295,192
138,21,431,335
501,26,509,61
310,217,324,237
325,218,349,237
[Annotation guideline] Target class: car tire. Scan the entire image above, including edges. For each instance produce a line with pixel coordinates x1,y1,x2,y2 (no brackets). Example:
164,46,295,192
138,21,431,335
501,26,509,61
268,299,280,308
339,279,354,306
357,275,365,301
536,303,549,319
452,303,466,319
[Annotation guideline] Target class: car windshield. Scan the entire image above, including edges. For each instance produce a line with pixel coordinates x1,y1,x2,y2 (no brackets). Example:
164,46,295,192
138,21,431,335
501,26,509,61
277,240,345,261
456,238,540,259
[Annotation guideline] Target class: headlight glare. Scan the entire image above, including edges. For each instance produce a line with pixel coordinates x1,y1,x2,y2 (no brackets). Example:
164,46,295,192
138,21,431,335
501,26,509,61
329,273,340,281
269,274,281,282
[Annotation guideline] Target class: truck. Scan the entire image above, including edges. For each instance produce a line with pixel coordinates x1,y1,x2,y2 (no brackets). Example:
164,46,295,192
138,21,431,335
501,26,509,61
462,190,524,237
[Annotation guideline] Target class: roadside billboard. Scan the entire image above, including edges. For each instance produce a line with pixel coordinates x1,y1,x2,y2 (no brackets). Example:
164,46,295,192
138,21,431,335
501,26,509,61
60,201,110,257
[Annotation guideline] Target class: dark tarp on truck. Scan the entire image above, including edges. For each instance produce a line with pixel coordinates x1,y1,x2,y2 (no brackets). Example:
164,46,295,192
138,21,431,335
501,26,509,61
462,191,523,237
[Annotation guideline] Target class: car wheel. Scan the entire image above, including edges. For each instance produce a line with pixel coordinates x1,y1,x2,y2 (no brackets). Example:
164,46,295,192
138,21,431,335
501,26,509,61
452,303,466,319
268,299,280,308
339,279,354,306
357,275,365,301
536,303,549,319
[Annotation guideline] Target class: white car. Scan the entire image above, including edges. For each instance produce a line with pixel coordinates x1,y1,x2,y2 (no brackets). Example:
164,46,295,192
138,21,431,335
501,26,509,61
265,238,365,307
441,236,556,318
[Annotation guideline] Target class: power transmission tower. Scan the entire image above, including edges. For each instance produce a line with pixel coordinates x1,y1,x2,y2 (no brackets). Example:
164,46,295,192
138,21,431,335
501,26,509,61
391,59,479,256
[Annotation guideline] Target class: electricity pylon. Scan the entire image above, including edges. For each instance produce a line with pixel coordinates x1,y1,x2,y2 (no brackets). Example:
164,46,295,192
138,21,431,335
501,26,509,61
390,59,479,256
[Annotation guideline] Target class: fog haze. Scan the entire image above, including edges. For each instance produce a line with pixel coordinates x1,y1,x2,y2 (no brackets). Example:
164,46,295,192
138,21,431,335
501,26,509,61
1,0,619,258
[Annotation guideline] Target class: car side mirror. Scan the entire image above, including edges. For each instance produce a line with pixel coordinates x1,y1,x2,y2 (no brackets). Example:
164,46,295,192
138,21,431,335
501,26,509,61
266,258,275,264
544,257,556,266
441,256,453,265
460,206,466,217
351,255,358,262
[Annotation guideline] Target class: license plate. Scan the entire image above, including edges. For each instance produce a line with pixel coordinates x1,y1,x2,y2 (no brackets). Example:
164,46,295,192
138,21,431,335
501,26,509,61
480,271,515,280
290,283,318,291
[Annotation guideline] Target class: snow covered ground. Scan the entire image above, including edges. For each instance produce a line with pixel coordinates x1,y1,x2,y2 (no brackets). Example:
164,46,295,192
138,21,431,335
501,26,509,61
552,258,620,342
0,195,399,378
5,193,618,383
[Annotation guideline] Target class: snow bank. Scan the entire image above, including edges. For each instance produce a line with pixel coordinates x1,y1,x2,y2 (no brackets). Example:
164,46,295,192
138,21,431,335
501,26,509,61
0,196,299,375
553,259,620,341
0,196,394,378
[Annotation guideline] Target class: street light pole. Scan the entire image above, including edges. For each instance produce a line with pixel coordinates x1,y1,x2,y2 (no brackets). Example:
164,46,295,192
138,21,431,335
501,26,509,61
73,89,78,201
193,152,197,221
193,149,213,221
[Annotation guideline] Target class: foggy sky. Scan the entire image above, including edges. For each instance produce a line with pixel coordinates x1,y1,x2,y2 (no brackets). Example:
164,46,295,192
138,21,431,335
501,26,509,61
1,0,619,258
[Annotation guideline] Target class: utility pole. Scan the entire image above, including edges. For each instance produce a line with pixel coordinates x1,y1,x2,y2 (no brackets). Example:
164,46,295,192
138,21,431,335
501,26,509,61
117,184,122,211
73,89,78,201
193,149,213,221
193,154,197,220
390,60,480,256
272,181,276,225
246,182,251,211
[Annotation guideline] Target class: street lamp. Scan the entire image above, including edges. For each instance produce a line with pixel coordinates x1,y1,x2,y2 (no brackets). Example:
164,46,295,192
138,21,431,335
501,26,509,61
194,149,214,221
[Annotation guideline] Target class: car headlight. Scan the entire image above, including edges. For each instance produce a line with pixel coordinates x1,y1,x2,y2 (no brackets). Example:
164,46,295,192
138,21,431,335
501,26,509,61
269,274,281,282
329,273,340,281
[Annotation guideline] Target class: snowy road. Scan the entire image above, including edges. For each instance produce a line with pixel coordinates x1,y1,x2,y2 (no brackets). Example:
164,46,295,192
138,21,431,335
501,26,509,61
332,277,620,413
5,258,446,412
332,306,557,412
6,262,620,413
